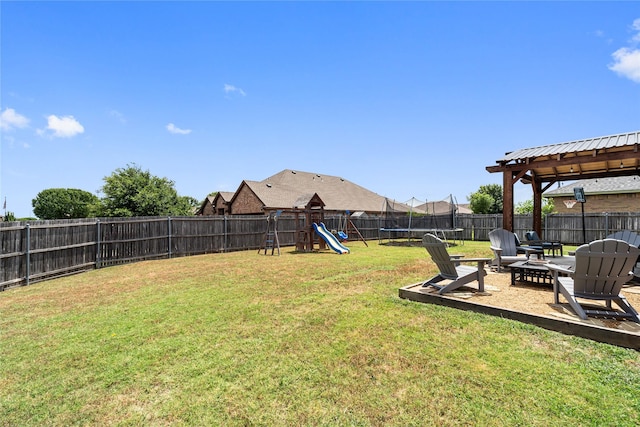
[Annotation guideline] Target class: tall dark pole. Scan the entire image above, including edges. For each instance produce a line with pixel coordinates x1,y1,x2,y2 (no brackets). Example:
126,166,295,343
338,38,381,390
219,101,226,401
581,201,586,244
574,187,586,244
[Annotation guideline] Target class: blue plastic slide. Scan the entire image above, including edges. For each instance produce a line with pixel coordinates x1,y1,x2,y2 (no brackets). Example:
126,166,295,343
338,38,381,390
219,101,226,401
312,222,350,254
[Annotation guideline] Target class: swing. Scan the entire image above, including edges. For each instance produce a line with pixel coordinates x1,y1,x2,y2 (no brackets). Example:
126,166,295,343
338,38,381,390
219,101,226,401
337,211,349,241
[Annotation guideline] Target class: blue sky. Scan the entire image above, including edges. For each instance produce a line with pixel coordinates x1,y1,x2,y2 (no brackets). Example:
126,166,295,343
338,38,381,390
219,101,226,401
1,2,639,218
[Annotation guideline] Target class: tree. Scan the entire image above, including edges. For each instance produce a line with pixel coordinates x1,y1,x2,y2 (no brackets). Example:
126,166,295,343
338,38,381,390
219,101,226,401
32,188,100,219
515,198,555,216
468,184,503,214
468,192,494,214
478,184,503,213
99,164,195,217
181,196,200,212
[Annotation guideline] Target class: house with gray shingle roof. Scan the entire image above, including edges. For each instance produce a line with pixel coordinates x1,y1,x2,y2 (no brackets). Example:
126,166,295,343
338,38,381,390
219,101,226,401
196,192,235,216
226,169,410,215
544,176,640,213
195,195,215,216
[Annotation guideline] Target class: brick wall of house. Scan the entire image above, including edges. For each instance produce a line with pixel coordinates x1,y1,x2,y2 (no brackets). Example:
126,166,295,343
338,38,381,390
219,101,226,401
210,195,228,215
551,193,640,214
200,199,215,216
229,185,264,214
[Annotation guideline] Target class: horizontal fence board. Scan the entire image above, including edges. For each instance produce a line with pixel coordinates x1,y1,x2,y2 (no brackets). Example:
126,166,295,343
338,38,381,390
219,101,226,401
2,212,640,290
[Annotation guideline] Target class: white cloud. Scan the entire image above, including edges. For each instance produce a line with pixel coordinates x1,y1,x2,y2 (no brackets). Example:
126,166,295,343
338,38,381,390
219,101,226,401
633,18,640,42
0,108,30,131
40,114,85,138
224,84,246,96
109,109,127,124
609,47,640,83
3,134,30,149
608,18,640,83
166,123,192,135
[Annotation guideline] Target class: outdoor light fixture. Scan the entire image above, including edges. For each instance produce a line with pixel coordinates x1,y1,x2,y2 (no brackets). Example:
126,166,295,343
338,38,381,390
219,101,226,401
570,166,574,173
620,161,624,168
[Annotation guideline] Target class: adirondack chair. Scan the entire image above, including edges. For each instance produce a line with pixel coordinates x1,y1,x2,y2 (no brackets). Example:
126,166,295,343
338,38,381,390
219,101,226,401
607,230,640,281
488,228,530,272
515,233,543,257
421,233,491,294
524,230,563,257
546,239,640,322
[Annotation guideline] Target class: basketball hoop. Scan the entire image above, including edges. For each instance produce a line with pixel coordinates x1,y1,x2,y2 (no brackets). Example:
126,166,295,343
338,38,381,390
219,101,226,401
564,199,578,209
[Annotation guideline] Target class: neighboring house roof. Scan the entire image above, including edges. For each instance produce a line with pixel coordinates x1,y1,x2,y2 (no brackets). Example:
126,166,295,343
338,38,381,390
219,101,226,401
240,180,307,210
457,203,473,214
213,191,235,209
232,169,410,213
195,195,215,215
218,191,235,202
544,176,640,197
259,169,408,213
414,201,473,215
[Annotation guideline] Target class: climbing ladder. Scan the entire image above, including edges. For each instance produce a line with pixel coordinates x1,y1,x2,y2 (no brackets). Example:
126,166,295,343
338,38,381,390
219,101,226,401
259,210,281,255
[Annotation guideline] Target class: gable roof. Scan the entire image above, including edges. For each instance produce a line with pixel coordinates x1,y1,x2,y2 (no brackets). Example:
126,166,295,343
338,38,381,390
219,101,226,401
211,191,235,210
195,195,215,215
544,176,640,197
216,191,235,202
257,169,406,213
227,170,409,213
240,180,309,210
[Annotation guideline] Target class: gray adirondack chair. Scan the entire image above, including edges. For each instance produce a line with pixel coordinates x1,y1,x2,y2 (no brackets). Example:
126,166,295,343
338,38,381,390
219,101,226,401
546,239,640,322
421,233,491,294
607,230,640,247
607,230,640,280
524,230,563,257
488,228,529,272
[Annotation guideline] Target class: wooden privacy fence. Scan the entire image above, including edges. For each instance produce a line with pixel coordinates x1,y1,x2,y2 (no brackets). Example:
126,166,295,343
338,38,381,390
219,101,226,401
0,215,387,291
2,212,639,290
458,212,640,245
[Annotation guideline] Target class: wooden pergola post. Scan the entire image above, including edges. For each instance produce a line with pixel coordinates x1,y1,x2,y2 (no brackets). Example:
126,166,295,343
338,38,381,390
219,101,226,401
502,171,514,232
502,168,531,232
532,178,542,237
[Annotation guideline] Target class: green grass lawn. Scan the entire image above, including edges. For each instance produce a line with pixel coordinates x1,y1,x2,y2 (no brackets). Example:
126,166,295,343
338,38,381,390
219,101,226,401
1,240,638,426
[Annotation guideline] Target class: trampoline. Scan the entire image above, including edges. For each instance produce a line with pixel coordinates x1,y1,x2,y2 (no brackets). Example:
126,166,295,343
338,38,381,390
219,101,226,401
379,228,464,246
379,194,464,246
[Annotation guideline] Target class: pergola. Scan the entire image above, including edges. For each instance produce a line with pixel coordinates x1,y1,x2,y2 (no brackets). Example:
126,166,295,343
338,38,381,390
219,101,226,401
486,131,640,235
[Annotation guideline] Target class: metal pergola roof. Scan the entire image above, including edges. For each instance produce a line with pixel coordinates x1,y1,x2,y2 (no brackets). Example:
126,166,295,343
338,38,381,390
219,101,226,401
486,130,640,233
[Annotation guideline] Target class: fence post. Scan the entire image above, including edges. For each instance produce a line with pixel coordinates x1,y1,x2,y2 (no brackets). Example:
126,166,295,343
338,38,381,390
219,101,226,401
604,212,609,236
224,215,228,253
25,224,30,287
167,217,172,258
96,220,101,269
